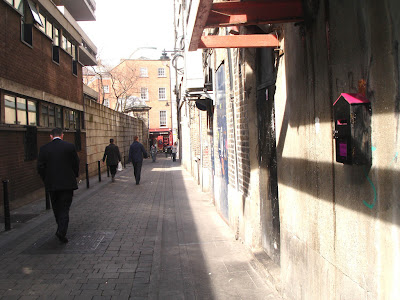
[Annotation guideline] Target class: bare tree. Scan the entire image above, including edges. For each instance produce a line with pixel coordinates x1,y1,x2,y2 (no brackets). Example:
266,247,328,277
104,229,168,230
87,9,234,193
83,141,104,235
83,58,112,106
109,60,140,112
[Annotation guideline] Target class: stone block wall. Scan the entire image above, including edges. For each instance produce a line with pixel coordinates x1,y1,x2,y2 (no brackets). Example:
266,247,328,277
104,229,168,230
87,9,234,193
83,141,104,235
84,99,148,177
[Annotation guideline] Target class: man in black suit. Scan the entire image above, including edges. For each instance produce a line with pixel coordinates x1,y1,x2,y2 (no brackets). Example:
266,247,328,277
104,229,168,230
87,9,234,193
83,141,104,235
128,136,148,185
102,138,121,182
37,128,80,243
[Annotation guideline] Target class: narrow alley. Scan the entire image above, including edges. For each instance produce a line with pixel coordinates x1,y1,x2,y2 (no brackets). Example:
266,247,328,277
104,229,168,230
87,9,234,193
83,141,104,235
0,157,280,299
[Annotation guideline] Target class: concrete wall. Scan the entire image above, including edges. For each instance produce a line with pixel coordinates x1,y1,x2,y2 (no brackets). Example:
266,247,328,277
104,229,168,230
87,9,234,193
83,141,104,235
277,0,400,299
84,99,148,177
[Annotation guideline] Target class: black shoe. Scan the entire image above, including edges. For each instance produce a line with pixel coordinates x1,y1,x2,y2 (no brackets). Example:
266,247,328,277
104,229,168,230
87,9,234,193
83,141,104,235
136,182,139,185
55,232,68,243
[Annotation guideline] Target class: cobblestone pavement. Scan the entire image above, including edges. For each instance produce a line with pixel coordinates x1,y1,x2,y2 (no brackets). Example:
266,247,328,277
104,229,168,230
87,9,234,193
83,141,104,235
0,157,281,299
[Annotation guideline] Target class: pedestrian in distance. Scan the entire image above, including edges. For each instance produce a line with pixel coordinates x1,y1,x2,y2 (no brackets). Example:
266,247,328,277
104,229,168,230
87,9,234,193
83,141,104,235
150,144,157,162
128,136,148,185
37,128,80,244
102,138,121,182
172,142,178,162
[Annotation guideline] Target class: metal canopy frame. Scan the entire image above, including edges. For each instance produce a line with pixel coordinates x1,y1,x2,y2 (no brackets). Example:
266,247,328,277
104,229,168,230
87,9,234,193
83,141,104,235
188,0,303,51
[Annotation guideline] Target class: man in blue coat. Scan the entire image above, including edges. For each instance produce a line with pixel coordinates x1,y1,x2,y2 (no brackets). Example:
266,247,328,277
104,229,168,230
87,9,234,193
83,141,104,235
128,136,148,185
37,128,80,243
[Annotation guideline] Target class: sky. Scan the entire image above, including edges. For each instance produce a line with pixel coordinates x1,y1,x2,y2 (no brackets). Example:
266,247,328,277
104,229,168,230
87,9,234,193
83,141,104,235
78,0,175,67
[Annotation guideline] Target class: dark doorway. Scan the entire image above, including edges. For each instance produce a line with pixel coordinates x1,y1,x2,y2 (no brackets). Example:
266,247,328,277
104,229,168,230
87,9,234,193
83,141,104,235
256,48,281,265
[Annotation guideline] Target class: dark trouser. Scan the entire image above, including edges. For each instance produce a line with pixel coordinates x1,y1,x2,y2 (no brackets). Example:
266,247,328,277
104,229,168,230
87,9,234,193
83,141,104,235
132,161,143,184
109,164,117,177
172,153,176,161
49,190,73,237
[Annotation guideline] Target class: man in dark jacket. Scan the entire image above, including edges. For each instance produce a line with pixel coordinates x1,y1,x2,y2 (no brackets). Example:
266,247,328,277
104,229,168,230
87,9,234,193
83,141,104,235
128,136,148,185
102,139,121,182
37,128,80,243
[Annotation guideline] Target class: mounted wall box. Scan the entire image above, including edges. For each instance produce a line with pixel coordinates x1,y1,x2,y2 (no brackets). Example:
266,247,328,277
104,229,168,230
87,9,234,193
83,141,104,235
333,93,371,165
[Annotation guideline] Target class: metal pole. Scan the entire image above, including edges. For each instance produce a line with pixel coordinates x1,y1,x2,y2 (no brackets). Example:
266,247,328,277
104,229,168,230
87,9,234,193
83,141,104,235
45,189,51,210
3,180,11,231
98,160,101,182
123,156,126,168
86,163,89,189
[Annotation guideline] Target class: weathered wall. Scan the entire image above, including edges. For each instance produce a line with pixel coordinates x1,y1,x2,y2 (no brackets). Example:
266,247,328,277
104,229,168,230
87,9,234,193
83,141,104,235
84,99,148,178
277,0,400,299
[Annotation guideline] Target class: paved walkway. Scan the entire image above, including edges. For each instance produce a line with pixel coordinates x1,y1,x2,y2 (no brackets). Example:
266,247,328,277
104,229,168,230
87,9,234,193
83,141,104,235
0,157,281,299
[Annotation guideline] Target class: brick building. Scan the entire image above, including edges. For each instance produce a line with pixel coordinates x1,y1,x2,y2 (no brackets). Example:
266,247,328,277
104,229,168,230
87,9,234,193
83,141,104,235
0,0,97,208
85,57,174,151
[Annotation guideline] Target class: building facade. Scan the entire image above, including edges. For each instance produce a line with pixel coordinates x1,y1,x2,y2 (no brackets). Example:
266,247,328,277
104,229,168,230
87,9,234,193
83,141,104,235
174,0,400,299
85,58,174,151
0,0,97,208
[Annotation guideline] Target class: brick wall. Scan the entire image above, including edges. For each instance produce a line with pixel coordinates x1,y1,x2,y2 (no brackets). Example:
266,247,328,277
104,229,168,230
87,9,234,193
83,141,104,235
0,128,86,210
0,2,83,106
84,99,148,178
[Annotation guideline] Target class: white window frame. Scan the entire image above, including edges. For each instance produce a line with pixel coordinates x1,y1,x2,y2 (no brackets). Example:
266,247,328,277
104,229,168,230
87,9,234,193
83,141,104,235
160,110,167,127
140,67,148,77
158,68,166,77
141,87,148,101
158,87,166,100
103,85,110,93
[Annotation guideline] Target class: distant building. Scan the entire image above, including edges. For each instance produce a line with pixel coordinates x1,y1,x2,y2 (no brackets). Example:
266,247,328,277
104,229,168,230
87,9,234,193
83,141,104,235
84,55,174,151
0,0,97,206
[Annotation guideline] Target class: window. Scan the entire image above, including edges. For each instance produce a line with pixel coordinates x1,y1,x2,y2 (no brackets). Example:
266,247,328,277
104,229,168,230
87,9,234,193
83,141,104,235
4,95,37,125
6,0,24,14
54,28,59,46
140,68,148,77
21,0,43,46
55,107,62,128
48,105,55,128
46,20,52,38
103,99,109,107
64,109,80,130
62,35,67,51
158,87,166,100
52,27,60,63
41,104,48,127
158,68,166,77
140,87,148,100
160,111,167,127
4,95,16,124
27,100,37,126
16,97,27,125
103,85,110,93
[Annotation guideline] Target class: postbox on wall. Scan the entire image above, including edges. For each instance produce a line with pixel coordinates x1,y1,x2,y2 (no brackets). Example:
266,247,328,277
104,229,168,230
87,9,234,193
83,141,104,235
333,93,371,165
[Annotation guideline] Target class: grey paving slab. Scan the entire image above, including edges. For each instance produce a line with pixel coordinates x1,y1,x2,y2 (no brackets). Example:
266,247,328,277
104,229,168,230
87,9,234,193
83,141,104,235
0,157,281,299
